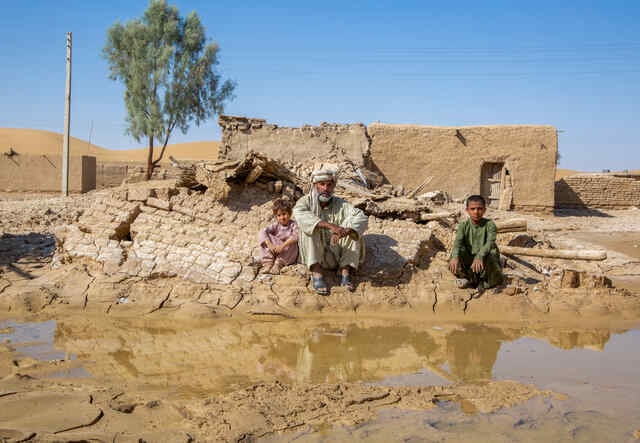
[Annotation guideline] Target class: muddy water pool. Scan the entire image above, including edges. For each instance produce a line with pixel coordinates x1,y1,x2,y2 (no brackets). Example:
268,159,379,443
2,316,640,441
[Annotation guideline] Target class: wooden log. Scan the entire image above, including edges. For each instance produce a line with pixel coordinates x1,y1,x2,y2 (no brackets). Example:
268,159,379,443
419,211,458,221
500,245,607,261
495,219,527,233
244,165,263,184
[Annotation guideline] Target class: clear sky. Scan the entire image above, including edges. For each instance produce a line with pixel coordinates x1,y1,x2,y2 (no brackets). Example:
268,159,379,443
1,0,638,171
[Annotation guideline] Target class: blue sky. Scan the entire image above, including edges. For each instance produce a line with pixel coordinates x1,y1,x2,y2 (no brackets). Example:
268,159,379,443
0,0,638,171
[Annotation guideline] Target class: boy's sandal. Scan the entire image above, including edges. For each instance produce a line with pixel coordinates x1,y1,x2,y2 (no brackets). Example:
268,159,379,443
312,276,329,296
340,274,355,292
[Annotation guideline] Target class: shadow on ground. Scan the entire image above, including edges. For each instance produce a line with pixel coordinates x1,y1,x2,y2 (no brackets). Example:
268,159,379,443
0,233,56,279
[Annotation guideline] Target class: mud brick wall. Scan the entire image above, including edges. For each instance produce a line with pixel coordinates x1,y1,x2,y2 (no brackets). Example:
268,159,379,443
555,174,640,208
96,162,182,189
0,154,96,193
368,124,558,211
218,115,370,167
218,116,558,211
55,183,438,286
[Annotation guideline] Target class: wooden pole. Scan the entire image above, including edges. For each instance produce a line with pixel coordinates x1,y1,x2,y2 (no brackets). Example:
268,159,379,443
500,245,607,261
61,32,72,196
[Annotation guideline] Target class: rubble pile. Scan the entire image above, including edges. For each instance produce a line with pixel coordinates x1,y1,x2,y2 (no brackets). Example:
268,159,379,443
54,153,448,288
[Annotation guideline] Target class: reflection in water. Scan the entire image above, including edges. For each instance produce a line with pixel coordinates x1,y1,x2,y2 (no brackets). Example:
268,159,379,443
292,325,438,384
42,317,627,396
446,325,506,382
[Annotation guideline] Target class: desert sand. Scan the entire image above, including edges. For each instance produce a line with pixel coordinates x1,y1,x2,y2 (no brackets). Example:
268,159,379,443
0,128,219,163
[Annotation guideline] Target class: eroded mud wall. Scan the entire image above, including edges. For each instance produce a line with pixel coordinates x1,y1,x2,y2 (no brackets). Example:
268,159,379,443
96,162,182,189
55,183,436,287
0,154,96,193
368,124,558,211
555,174,640,208
218,116,370,166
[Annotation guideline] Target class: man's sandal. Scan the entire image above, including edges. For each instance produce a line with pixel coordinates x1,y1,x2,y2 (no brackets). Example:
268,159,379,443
312,276,329,296
340,274,355,292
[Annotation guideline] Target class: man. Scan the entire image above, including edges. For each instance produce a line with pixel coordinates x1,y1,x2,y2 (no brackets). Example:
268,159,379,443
449,195,504,290
293,169,368,295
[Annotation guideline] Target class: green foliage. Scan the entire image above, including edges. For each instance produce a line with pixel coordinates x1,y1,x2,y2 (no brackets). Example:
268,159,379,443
103,0,235,178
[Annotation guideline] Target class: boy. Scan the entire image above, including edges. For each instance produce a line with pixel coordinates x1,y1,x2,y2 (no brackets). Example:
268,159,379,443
258,199,299,274
449,195,504,289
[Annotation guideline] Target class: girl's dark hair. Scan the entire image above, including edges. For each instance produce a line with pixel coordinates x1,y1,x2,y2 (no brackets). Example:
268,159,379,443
273,198,293,215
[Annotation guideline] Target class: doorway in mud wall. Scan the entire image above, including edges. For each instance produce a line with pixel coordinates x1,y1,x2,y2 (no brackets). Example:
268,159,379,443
480,162,504,208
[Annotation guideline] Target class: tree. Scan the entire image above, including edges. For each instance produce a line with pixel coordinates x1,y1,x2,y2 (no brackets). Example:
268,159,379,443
103,0,235,180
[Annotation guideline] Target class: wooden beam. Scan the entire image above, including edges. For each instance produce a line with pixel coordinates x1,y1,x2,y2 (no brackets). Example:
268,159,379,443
500,245,607,261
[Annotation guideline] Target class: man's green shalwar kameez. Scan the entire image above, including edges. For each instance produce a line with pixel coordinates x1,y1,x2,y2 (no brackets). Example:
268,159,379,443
450,218,504,289
293,194,368,270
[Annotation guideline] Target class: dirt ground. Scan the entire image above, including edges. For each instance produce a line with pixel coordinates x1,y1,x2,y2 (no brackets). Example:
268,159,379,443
1,190,639,442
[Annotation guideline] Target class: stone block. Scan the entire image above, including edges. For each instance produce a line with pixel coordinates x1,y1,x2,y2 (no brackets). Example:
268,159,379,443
219,262,242,283
127,187,153,202
147,197,172,211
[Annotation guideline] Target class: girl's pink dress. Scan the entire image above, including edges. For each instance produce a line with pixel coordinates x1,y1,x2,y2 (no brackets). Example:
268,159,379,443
258,220,299,264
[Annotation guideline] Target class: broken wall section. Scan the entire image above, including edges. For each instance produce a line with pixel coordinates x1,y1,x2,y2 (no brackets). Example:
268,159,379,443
218,115,371,167
555,173,640,208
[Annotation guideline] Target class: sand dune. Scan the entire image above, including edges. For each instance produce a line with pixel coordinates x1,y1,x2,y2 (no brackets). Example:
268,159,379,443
0,128,218,163
556,168,580,179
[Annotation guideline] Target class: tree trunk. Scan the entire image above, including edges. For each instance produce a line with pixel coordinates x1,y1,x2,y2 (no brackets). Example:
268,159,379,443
146,134,154,181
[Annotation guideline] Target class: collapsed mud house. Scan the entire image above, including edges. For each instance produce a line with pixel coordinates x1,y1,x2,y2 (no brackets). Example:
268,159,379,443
35,129,626,319
3,114,633,319
218,116,558,211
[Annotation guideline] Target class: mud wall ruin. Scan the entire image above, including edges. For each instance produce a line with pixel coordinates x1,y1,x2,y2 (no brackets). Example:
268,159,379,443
218,117,558,211
555,173,640,208
367,124,558,211
218,116,370,166
55,182,435,288
0,153,96,193
96,162,181,189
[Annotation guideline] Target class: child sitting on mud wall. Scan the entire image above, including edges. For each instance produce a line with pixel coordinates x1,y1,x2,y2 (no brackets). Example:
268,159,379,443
449,195,504,290
258,198,299,274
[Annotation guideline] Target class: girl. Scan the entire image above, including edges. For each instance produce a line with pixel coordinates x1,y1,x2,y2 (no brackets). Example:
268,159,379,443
258,198,299,274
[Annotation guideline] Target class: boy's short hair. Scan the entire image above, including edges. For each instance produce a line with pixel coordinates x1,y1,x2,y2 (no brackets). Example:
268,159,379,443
466,195,486,208
273,198,293,215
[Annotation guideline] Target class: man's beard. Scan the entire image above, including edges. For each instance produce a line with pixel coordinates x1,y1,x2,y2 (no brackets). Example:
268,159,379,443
318,192,333,203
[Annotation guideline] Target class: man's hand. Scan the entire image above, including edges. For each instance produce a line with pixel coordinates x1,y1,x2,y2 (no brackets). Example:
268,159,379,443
318,221,354,242
331,225,350,237
272,244,284,254
449,258,459,274
471,258,484,273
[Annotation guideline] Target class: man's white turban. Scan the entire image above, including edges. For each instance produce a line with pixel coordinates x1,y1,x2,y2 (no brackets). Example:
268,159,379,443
311,169,337,184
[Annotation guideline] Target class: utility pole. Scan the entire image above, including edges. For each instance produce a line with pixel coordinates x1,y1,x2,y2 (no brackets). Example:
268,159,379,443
61,32,72,196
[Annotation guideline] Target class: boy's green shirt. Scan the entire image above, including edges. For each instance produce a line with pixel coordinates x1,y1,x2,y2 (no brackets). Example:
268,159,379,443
450,218,498,259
